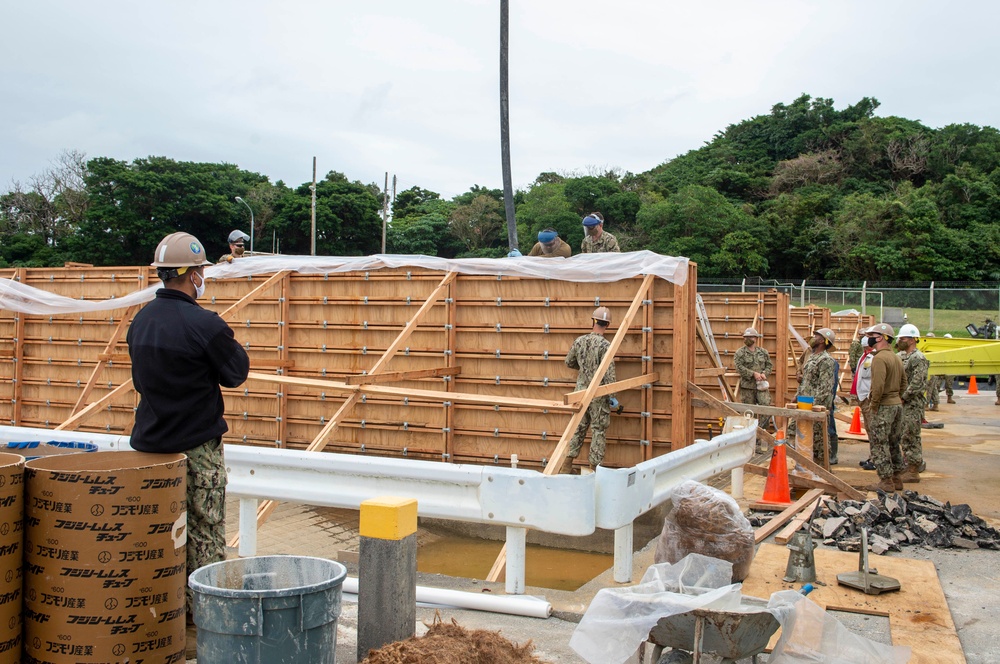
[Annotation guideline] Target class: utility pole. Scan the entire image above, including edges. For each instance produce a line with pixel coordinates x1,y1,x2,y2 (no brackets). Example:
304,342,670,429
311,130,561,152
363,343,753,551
499,0,518,252
382,171,389,254
310,156,317,256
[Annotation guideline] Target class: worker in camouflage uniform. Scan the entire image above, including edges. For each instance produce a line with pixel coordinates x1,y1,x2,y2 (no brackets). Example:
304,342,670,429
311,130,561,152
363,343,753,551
128,232,250,621
895,324,928,482
580,213,621,253
560,307,618,473
788,328,838,463
863,323,908,493
733,327,773,431
925,333,955,410
847,328,864,406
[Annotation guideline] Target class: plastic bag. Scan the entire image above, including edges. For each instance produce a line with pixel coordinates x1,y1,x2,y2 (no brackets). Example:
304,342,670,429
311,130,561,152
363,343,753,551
767,590,911,663
654,480,756,581
569,554,742,664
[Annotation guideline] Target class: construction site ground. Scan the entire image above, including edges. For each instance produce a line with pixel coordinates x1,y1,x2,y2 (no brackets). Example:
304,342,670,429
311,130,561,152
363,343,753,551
210,390,1000,663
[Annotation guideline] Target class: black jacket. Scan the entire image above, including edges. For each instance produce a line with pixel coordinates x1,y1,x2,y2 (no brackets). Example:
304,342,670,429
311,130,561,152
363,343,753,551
127,288,250,453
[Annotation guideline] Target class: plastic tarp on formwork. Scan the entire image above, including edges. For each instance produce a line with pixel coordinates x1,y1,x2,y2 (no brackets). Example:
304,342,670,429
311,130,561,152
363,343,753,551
0,251,689,316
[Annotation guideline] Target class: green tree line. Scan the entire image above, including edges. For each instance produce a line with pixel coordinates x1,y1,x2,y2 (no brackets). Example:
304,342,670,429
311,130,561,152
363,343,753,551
3,94,1000,281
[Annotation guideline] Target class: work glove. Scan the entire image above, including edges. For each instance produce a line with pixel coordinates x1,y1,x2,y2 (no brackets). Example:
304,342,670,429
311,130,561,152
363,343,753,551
609,397,623,414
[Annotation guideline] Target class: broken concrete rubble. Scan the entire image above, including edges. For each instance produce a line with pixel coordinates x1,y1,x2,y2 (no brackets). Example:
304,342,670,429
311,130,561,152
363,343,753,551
748,490,1000,555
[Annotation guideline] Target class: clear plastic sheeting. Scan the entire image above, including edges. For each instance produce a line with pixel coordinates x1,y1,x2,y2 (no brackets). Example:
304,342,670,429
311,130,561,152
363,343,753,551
570,554,743,664
570,554,912,664
0,251,688,316
767,590,911,664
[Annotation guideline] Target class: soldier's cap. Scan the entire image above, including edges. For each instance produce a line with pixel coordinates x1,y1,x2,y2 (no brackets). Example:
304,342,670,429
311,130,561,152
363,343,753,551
868,323,895,338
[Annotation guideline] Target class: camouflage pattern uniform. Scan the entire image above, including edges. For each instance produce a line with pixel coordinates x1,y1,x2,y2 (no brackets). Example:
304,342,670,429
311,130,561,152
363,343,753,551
788,349,836,460
581,232,621,253
927,374,954,408
898,347,929,467
848,340,863,375
733,344,773,429
566,333,617,467
185,439,227,614
868,348,907,481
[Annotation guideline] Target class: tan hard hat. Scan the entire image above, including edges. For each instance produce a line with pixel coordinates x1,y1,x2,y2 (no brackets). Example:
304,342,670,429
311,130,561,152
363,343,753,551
816,327,836,347
868,323,895,338
742,327,761,337
592,307,611,323
151,232,212,268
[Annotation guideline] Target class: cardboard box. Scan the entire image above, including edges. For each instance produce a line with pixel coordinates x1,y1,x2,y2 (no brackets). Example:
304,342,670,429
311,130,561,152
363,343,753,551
24,451,187,664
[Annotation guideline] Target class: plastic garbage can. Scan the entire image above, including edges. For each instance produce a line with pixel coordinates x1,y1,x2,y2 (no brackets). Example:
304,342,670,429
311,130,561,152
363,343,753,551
189,555,347,664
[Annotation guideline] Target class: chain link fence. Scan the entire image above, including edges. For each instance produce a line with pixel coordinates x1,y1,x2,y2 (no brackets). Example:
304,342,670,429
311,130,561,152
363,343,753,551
698,279,1000,336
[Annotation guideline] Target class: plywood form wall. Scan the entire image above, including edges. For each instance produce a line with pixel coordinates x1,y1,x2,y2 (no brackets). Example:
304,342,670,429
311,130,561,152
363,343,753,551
0,265,698,470
695,291,790,429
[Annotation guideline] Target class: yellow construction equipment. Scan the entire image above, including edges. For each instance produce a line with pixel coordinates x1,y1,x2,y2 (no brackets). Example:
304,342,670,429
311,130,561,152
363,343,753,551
917,337,1000,375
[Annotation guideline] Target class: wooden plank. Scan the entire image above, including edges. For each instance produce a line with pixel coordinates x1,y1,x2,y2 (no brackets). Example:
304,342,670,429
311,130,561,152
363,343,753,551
73,304,140,415
55,380,133,431
671,270,695,447
487,273,655,583
753,488,824,543
277,273,290,447
11,269,26,426
694,399,828,422
218,270,290,320
783,444,865,501
694,367,726,377
696,324,737,402
247,371,576,411
344,366,461,385
774,496,822,544
745,544,965,664
642,282,655,461
563,372,658,404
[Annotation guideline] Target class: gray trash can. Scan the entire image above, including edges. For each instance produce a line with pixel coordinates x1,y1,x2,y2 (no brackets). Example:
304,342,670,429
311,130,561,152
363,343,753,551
189,555,347,663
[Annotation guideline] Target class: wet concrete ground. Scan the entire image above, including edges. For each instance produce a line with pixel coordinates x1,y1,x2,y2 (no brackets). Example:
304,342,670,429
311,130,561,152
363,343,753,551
204,390,1000,663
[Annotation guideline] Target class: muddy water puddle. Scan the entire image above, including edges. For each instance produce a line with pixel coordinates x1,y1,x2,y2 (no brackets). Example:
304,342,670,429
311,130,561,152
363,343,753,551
417,535,612,591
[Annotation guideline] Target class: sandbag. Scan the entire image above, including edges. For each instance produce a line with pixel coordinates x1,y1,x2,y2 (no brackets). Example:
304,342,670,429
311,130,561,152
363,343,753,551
654,480,755,581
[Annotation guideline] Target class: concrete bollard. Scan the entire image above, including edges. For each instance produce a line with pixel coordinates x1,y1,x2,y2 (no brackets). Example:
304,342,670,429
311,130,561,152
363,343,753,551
357,496,418,661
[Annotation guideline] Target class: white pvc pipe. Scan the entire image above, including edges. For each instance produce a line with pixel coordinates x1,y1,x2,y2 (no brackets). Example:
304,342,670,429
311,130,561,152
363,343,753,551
731,467,744,499
341,577,551,618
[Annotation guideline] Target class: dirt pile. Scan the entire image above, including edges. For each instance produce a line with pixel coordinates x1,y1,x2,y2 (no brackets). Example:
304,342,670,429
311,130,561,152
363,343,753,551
748,490,1000,554
360,614,545,664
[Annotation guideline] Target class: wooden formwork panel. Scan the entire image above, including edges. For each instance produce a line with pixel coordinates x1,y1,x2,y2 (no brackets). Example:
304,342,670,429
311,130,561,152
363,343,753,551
696,291,791,420
0,263,698,469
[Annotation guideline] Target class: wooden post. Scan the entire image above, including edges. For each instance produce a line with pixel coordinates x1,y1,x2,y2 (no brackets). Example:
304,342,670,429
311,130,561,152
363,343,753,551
276,272,291,447
11,268,26,426
642,278,655,461
671,265,696,448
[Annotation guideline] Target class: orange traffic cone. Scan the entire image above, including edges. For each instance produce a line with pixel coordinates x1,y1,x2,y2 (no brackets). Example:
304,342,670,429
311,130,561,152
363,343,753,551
848,406,864,434
969,375,979,395
760,431,791,506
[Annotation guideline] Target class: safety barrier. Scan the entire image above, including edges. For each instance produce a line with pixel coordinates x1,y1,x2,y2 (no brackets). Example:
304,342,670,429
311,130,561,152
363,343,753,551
0,416,757,594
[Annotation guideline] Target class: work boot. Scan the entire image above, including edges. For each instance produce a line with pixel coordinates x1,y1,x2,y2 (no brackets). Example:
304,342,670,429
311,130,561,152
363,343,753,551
859,459,876,471
898,463,921,483
929,403,938,411
864,477,896,493
947,396,956,404
558,455,575,475
892,473,905,490
186,623,198,660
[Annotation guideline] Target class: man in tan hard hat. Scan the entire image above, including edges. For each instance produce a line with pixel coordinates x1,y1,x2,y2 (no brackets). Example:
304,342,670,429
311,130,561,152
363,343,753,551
733,327,773,431
127,231,250,632
859,323,907,492
789,328,839,463
560,306,619,473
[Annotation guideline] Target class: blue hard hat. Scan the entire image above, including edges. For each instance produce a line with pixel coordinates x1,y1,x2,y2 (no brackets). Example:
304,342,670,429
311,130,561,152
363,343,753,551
582,215,602,227
538,230,558,243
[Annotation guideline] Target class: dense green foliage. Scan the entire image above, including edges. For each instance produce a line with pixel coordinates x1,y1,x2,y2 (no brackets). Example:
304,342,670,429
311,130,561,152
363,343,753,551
3,94,1000,281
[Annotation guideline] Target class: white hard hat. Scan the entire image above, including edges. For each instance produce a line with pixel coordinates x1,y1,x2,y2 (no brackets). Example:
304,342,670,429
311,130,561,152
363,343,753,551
897,323,920,338
944,333,953,338
742,327,761,337
228,229,250,244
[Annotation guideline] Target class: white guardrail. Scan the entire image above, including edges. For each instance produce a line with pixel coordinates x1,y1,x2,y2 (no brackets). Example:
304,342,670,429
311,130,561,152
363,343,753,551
0,416,757,594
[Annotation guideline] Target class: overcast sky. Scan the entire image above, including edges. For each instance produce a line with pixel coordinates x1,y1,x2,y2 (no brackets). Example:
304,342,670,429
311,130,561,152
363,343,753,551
3,1,998,199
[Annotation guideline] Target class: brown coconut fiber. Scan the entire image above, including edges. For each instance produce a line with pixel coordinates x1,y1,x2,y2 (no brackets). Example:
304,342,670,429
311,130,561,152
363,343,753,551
361,614,545,664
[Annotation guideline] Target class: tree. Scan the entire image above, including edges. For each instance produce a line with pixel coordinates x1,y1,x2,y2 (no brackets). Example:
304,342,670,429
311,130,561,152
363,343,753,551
0,149,89,247
449,195,505,254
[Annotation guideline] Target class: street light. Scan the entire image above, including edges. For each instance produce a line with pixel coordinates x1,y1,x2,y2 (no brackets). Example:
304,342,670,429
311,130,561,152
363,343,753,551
234,196,254,254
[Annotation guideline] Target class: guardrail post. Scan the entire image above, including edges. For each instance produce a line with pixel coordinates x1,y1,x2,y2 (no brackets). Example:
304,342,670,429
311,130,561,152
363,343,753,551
929,281,935,332
613,523,634,583
238,497,258,557
861,281,867,315
358,496,418,660
731,466,744,500
505,526,527,594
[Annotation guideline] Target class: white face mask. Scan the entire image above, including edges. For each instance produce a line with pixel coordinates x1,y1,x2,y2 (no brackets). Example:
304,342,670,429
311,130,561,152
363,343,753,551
191,271,206,299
